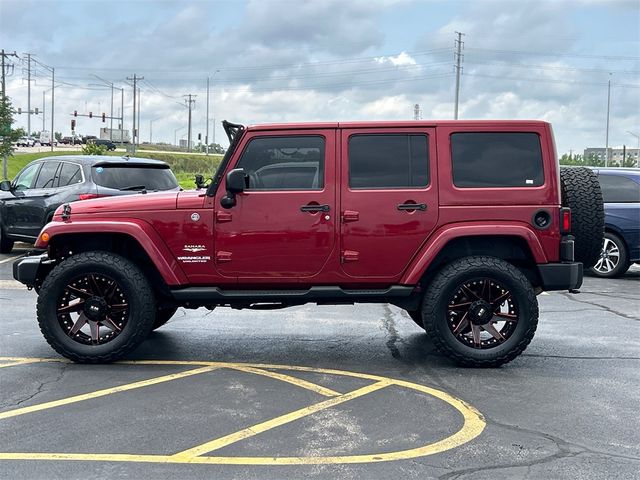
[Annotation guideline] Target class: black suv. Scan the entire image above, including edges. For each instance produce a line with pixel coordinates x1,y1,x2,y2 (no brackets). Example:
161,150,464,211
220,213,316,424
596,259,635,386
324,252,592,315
93,139,117,151
0,155,180,253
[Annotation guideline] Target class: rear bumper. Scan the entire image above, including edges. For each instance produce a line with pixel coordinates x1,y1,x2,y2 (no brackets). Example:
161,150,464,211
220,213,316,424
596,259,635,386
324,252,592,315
13,253,49,288
537,262,583,291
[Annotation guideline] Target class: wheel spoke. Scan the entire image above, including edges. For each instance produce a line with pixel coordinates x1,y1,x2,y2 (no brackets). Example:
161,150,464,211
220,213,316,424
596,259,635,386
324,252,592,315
491,291,511,310
102,316,122,332
461,284,481,301
452,313,469,335
57,301,84,314
88,274,104,297
69,313,88,336
470,324,482,347
481,279,491,302
448,301,472,311
110,303,129,312
89,320,100,344
103,280,119,302
594,258,605,271
482,322,505,341
494,312,518,322
66,286,92,299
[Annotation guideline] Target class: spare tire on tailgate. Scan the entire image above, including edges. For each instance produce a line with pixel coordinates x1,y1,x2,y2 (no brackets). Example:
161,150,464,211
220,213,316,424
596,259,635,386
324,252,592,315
560,167,604,268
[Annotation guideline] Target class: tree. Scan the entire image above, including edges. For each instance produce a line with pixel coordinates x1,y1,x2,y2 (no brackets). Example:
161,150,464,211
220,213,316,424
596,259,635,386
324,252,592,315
0,95,24,180
55,131,62,141
621,154,638,168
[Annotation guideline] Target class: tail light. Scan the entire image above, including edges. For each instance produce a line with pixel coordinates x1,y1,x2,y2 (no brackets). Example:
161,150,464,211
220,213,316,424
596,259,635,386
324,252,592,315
78,193,108,201
560,207,571,234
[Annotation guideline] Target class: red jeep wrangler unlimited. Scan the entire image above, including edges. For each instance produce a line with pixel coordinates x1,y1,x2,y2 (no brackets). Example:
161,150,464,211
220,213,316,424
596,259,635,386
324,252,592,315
13,120,603,366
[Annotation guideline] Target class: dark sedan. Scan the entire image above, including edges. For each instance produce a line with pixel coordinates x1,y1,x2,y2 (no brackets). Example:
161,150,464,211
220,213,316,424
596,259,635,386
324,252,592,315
590,168,640,277
0,155,179,253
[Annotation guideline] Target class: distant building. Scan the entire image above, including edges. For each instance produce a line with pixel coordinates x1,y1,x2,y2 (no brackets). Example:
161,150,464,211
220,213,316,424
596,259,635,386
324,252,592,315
179,139,194,149
584,147,639,163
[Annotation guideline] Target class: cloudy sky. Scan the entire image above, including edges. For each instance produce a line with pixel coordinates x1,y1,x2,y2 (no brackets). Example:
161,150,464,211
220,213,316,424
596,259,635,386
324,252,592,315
1,0,638,154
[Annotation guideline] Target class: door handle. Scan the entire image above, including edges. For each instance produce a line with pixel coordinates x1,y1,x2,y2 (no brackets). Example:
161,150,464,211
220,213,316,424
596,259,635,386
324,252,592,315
300,204,330,213
397,203,427,211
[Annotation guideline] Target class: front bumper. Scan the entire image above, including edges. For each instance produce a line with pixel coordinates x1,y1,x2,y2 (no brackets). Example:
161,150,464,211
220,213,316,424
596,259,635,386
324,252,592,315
13,253,50,288
537,262,583,291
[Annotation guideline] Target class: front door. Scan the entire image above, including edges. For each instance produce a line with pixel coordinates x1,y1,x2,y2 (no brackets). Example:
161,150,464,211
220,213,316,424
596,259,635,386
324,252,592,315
214,130,336,282
340,128,439,281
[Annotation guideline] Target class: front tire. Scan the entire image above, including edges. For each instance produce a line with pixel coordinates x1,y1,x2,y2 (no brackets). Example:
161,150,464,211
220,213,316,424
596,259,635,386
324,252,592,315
37,251,156,363
422,256,538,367
590,232,630,278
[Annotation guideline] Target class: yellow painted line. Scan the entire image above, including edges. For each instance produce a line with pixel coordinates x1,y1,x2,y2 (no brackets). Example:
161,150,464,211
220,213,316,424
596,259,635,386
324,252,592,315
0,365,218,421
228,365,340,397
171,380,392,460
0,359,46,369
0,357,486,465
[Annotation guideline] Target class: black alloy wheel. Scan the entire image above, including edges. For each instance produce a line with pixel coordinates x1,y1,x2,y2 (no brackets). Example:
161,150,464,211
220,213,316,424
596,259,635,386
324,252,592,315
422,256,538,367
37,251,155,363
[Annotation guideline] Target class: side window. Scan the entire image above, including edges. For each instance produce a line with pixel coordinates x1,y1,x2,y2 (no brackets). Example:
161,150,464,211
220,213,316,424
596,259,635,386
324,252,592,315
451,132,544,187
34,161,61,189
598,174,640,203
13,163,41,190
348,134,429,189
237,136,325,190
58,163,83,187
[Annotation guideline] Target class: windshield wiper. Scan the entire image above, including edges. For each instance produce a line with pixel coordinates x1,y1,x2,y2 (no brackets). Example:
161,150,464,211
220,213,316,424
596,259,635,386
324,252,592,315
120,185,146,191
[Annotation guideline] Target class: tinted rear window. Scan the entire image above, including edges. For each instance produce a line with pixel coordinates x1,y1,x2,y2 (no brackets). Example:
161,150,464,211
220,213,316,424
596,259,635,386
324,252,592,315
598,174,640,203
92,166,178,191
349,134,429,189
451,132,544,187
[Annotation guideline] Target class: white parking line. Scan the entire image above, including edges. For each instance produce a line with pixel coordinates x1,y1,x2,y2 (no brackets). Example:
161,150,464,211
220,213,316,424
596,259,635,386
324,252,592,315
0,255,22,265
0,280,25,290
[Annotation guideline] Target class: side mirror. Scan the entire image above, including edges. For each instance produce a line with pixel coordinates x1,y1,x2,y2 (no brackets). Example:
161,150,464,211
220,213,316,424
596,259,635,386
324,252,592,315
194,174,208,189
226,168,246,193
0,180,12,192
220,168,246,209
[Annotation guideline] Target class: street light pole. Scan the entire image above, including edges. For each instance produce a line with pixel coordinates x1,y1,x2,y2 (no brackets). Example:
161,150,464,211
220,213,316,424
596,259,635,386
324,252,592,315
149,117,161,144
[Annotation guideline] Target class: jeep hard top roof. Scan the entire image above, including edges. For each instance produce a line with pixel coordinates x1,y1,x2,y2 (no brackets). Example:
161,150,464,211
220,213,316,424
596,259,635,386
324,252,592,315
245,120,551,132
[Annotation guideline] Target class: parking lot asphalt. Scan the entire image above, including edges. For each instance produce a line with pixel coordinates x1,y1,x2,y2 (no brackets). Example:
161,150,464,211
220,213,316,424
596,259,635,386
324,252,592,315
0,247,638,480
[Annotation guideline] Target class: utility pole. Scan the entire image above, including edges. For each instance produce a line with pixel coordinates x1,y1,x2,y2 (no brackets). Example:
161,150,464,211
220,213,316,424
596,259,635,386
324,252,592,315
42,90,45,131
137,85,141,147
605,73,611,167
454,31,465,120
1,49,19,180
92,74,114,141
126,74,143,153
25,53,32,136
184,94,196,152
206,77,209,155
413,103,421,120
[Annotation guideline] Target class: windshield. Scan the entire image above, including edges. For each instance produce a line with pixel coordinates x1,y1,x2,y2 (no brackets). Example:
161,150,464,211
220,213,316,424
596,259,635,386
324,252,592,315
92,165,178,191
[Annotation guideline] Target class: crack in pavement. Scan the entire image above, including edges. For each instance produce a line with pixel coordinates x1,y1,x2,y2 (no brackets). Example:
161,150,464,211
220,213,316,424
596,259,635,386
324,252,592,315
578,290,640,301
2,363,69,409
381,305,402,361
558,292,639,321
438,416,640,480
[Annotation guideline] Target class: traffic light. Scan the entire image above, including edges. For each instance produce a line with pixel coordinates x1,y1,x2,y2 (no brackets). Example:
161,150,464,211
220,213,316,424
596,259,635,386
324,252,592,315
35,107,39,115
71,119,76,130
74,110,77,117
198,133,201,140
102,113,106,123
17,108,22,114
89,112,93,118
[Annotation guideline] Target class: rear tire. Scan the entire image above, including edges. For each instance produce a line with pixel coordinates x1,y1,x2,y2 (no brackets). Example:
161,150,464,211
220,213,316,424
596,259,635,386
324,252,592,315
589,231,630,278
560,167,604,268
37,251,155,363
422,256,538,367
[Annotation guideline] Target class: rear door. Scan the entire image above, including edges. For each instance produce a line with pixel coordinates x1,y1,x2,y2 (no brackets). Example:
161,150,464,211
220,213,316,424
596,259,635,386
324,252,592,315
340,128,439,280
